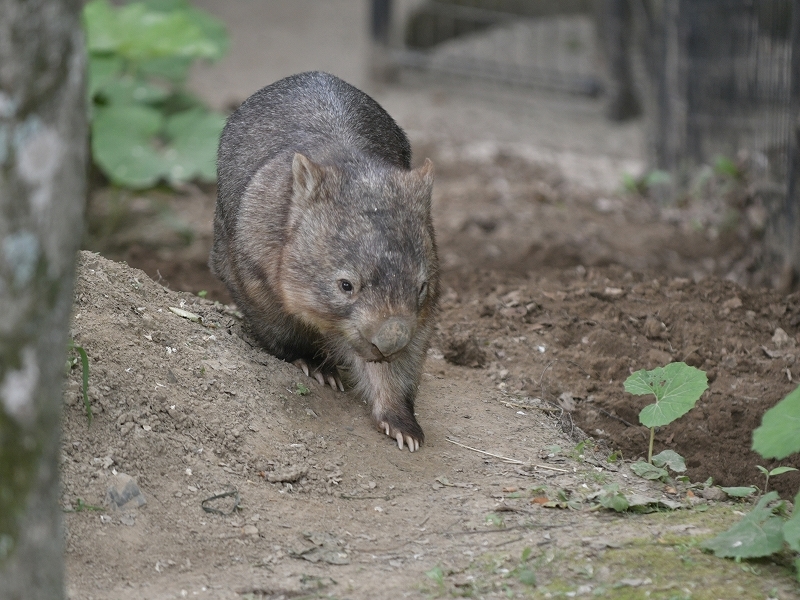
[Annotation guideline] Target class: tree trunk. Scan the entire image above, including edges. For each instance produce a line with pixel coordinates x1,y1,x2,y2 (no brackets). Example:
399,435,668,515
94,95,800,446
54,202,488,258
0,0,87,598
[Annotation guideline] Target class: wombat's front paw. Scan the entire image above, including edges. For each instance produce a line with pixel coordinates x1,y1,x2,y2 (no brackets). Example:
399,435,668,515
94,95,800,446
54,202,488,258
377,417,424,452
292,358,344,391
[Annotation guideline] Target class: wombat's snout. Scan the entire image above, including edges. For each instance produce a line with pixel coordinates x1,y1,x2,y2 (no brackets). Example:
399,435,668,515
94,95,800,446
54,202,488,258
369,317,412,360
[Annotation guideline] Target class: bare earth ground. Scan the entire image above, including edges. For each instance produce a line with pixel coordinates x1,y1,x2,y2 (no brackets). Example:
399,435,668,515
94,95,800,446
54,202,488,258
66,140,800,599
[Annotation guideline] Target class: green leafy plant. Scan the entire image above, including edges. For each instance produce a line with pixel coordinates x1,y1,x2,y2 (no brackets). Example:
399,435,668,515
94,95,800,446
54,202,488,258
624,362,708,464
705,385,800,579
70,498,104,512
752,385,800,461
84,0,228,189
485,513,505,528
424,565,446,595
622,169,671,196
703,492,788,559
596,483,629,512
720,486,757,498
67,340,92,425
512,547,537,587
757,465,798,495
713,155,744,181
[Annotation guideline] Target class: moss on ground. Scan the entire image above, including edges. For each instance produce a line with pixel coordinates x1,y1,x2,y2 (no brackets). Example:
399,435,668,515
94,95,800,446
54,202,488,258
422,505,800,599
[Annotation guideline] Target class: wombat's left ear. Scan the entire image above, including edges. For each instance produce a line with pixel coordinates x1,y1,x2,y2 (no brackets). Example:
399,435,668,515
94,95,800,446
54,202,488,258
412,158,434,191
292,153,325,201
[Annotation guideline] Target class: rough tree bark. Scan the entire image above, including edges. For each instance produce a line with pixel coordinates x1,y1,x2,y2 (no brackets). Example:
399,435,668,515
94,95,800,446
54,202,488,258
0,0,87,598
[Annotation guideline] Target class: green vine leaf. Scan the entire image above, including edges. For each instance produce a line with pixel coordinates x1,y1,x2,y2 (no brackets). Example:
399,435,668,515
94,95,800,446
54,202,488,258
625,362,708,427
651,449,686,472
752,385,800,460
702,491,785,558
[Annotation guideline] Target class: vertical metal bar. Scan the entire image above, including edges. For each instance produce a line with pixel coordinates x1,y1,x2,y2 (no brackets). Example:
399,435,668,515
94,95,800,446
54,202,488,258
371,0,392,45
784,0,800,284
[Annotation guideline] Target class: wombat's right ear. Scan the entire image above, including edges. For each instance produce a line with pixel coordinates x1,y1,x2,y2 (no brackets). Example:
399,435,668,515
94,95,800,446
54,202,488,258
291,153,324,202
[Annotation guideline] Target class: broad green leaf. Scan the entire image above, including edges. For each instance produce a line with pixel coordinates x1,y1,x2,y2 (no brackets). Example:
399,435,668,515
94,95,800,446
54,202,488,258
714,155,741,179
163,108,225,183
769,466,798,476
88,54,123,99
138,56,193,83
625,362,708,427
92,104,166,188
83,0,226,62
643,169,671,187
752,385,800,459
517,569,537,586
598,484,629,512
630,461,668,480
720,486,757,498
141,0,229,52
784,491,800,553
652,449,686,473
702,491,785,558
96,76,170,106
84,0,120,53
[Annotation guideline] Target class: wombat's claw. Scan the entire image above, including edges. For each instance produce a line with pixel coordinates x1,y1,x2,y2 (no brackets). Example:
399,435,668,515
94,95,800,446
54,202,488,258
293,359,310,377
292,359,344,391
380,422,420,452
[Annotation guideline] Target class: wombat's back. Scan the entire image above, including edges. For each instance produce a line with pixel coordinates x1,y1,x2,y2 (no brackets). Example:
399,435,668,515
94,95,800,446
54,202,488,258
216,71,411,217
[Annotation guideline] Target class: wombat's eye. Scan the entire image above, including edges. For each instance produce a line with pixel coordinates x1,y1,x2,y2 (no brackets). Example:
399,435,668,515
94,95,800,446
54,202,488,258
418,281,428,302
339,279,354,294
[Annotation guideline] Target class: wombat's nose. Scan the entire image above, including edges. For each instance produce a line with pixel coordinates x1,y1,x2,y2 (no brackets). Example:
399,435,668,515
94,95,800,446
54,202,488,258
371,318,411,358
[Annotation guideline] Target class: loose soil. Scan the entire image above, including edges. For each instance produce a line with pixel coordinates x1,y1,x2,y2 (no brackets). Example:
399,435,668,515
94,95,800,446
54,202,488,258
65,140,800,599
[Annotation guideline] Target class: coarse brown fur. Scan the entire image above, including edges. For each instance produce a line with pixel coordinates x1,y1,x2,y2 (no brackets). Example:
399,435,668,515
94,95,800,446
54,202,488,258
210,72,439,451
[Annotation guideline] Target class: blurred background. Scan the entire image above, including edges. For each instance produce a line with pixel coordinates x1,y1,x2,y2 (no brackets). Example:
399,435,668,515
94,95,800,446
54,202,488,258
85,0,799,296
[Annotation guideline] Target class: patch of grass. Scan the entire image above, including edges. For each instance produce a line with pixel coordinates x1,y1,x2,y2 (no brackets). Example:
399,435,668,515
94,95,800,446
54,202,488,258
67,340,92,425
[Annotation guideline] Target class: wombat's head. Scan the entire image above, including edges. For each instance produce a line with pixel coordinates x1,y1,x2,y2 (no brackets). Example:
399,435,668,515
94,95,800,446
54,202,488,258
279,153,439,363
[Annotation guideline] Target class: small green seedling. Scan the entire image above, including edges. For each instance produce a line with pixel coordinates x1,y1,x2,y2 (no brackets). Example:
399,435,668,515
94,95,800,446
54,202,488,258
71,498,104,512
513,547,537,586
295,382,310,396
197,290,208,298
756,465,797,495
68,340,92,425
425,565,446,594
624,362,708,463
622,169,671,196
485,513,505,528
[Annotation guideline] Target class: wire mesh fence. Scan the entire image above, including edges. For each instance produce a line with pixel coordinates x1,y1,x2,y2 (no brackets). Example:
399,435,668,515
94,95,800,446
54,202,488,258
642,0,794,180
392,0,604,95
378,0,800,279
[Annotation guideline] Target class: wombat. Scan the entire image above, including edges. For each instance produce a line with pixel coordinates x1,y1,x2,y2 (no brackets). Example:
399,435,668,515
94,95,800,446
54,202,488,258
210,71,439,452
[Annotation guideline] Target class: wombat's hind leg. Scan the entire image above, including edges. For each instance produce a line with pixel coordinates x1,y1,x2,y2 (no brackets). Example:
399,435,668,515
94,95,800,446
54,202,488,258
292,358,344,391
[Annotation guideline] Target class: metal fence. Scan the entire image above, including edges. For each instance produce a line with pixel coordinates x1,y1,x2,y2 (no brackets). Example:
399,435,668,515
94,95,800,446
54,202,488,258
642,0,794,178
387,0,604,95
638,0,799,277
373,0,800,281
